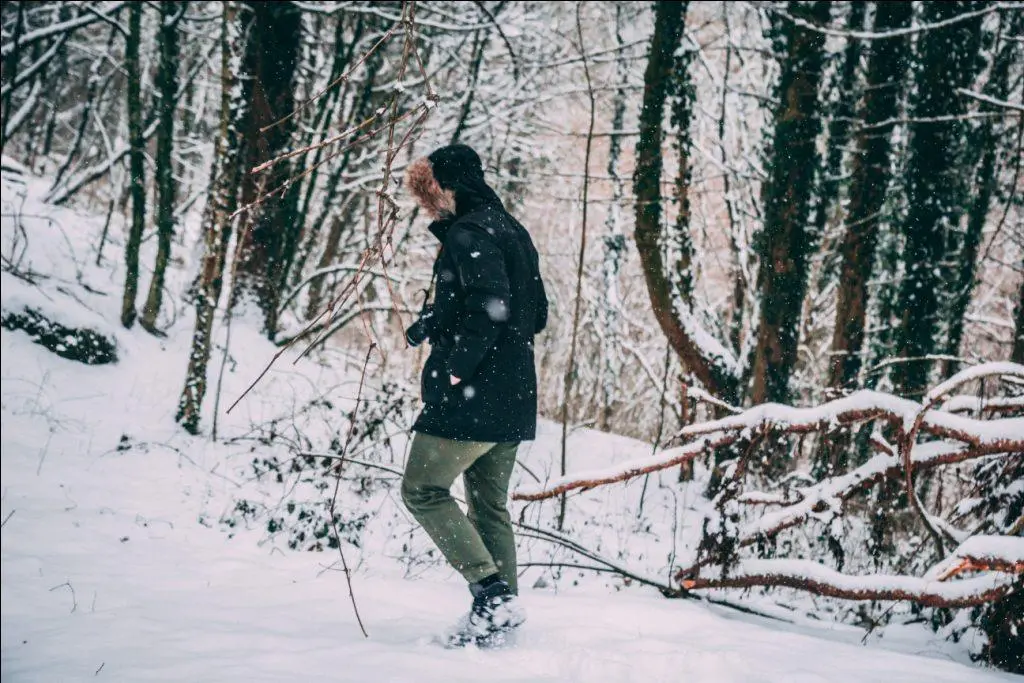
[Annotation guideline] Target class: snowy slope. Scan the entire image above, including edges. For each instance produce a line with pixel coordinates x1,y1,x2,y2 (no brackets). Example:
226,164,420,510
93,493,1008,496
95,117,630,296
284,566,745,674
1,342,1015,683
1,172,1016,682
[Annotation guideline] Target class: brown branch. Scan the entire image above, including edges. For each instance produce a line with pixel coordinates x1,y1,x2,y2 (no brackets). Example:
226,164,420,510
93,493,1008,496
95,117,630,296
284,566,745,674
933,556,1024,582
673,446,1015,582
513,431,735,502
674,389,1023,449
326,343,376,638
901,364,1024,560
679,562,1015,609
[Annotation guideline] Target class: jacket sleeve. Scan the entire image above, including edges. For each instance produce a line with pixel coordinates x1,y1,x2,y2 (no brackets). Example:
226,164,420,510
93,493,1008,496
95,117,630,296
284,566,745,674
534,263,548,334
445,227,511,380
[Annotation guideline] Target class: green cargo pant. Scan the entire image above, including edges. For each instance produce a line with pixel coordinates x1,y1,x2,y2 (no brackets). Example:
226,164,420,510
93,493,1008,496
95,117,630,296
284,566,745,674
401,432,519,592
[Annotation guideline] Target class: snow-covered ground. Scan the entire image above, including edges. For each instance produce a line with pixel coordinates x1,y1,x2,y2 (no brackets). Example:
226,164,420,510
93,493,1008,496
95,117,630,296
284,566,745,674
2,170,1017,682
2,365,1016,682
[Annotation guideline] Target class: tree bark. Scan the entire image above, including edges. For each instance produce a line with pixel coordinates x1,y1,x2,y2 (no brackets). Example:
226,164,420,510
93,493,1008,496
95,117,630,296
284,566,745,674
748,1,830,405
233,0,303,337
828,1,913,390
141,1,182,334
177,2,248,435
598,3,629,431
120,3,146,328
942,13,1021,374
893,1,985,398
811,1,865,288
1013,258,1024,365
288,13,365,289
634,0,737,401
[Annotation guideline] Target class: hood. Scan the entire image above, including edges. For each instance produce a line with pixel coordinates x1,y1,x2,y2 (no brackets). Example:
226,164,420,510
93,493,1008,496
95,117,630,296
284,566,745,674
405,144,502,223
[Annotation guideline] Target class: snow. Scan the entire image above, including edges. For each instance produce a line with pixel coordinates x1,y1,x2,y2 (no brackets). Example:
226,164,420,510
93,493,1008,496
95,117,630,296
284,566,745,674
924,361,1024,405
924,536,1024,581
2,173,1016,682
675,390,1024,445
519,388,1022,502
940,394,1024,414
696,558,1016,603
1,366,1014,683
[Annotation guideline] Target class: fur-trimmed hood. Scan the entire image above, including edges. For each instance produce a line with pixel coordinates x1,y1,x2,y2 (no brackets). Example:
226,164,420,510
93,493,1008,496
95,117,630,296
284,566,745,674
404,144,502,221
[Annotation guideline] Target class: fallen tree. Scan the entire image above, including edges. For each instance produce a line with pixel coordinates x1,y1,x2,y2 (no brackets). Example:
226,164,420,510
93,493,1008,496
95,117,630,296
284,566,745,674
513,362,1024,615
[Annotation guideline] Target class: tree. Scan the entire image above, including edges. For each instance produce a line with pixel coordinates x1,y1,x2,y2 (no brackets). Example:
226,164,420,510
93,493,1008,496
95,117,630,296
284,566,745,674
597,2,629,431
177,2,248,435
892,1,985,398
140,0,182,335
829,1,913,391
232,0,303,337
748,0,830,405
633,0,738,402
812,1,866,284
1014,263,1024,365
120,2,145,328
942,12,1022,374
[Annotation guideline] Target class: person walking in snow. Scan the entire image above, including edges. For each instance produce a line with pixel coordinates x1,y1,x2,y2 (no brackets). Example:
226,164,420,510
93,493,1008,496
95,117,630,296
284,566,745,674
401,143,548,647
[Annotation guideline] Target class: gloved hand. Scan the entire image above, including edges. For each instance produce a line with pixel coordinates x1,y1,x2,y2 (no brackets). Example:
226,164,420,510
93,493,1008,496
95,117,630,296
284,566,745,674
405,303,435,348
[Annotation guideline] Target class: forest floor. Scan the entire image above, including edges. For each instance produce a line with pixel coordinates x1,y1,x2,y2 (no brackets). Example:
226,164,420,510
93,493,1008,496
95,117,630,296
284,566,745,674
1,168,1016,682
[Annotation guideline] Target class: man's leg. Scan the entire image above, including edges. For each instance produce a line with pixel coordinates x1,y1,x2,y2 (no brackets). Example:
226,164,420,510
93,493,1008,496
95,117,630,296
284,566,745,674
463,442,519,593
401,432,500,584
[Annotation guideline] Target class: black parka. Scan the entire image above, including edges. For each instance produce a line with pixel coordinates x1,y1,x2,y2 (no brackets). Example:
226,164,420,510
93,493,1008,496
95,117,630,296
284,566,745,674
412,145,547,443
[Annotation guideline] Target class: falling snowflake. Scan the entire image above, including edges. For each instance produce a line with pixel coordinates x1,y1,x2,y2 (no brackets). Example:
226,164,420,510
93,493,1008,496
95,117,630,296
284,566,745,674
485,298,509,321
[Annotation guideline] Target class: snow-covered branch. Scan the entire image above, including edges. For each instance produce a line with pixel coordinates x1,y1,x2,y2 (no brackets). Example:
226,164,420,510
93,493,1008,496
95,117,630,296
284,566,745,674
514,383,1024,502
679,558,1018,608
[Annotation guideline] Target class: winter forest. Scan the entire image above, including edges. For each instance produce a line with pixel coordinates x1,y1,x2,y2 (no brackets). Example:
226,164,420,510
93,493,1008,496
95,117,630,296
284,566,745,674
2,0,1023,680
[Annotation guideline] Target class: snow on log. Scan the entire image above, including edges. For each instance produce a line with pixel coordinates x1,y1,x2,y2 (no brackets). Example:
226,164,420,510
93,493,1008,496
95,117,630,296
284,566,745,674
678,558,1018,608
513,388,1024,502
674,389,1023,446
671,445,1016,581
925,535,1024,581
940,394,1024,415
924,361,1024,405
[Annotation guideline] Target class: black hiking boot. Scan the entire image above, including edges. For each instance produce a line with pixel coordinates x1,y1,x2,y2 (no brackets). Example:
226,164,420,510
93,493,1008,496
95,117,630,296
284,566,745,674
442,577,526,648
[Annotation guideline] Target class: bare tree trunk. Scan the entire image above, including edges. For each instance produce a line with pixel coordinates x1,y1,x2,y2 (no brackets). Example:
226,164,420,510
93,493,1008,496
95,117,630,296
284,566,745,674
300,50,384,318
141,1,182,335
748,0,830,405
1,1,27,154
942,12,1021,375
893,1,985,398
597,2,629,431
634,0,736,401
1013,260,1024,365
232,0,302,337
828,1,913,391
288,13,366,289
177,2,248,435
121,2,146,329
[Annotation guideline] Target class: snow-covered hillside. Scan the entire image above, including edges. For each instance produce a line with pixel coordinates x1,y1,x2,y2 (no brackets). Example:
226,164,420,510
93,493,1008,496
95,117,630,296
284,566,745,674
1,164,1018,682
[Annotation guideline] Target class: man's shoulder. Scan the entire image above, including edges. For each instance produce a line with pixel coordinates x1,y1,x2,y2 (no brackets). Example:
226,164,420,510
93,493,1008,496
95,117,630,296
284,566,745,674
446,211,506,250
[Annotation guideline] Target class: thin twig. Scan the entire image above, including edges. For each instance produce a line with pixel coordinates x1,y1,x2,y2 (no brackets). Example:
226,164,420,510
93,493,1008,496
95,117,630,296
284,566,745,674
259,24,401,134
557,1,597,531
326,343,376,638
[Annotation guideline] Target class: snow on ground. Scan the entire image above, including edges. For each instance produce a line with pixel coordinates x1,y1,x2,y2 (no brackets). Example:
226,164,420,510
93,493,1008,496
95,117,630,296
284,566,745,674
1,352,1015,683
2,171,1017,682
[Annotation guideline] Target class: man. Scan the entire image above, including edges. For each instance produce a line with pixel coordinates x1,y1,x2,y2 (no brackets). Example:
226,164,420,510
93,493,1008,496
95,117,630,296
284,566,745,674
401,144,547,648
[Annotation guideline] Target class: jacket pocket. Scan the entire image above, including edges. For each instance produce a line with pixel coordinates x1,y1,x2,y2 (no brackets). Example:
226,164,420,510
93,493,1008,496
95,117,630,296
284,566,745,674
421,352,450,406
